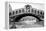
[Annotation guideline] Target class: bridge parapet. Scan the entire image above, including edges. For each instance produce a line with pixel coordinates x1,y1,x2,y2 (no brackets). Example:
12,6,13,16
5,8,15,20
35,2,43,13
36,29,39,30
9,8,44,17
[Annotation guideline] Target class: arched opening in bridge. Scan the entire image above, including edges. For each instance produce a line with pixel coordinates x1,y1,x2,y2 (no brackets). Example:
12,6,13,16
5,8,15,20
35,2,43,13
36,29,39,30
14,13,43,22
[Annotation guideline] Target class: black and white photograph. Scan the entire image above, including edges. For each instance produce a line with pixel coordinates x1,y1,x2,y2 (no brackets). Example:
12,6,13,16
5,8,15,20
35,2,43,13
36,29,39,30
9,2,44,29
0,0,46,31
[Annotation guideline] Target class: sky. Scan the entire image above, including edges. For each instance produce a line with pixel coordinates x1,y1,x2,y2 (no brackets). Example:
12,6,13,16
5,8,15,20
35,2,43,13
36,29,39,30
9,2,44,11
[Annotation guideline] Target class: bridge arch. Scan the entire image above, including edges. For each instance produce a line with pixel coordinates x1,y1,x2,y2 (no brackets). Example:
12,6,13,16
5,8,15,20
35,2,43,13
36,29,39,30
14,13,43,22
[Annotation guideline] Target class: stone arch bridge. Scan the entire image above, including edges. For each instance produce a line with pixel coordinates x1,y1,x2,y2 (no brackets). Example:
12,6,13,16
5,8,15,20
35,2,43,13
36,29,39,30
9,5,44,23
